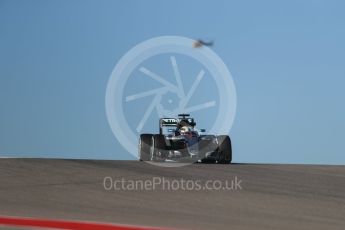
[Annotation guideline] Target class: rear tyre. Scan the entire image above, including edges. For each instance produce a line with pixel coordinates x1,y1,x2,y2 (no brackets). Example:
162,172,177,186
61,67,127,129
217,135,232,164
152,134,166,161
138,134,153,161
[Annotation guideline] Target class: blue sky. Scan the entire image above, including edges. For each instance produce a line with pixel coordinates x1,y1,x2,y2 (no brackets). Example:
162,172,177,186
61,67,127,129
1,0,344,164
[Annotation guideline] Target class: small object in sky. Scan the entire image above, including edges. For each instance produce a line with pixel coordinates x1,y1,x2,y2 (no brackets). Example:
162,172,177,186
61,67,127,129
193,39,214,48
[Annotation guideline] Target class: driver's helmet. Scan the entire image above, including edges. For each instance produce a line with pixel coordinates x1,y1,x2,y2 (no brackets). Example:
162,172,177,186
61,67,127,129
180,126,191,133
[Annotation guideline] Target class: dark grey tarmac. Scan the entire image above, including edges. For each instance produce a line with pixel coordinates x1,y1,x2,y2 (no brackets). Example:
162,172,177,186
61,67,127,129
0,159,344,230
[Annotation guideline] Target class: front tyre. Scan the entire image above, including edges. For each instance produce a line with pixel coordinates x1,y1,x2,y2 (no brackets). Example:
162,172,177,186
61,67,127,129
138,134,153,161
152,134,166,161
217,135,232,164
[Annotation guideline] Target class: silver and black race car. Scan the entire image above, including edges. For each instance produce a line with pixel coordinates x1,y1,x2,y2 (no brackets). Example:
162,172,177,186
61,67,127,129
138,114,232,164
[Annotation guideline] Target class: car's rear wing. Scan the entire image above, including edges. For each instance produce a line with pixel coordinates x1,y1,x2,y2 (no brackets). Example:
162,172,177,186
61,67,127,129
159,117,196,134
160,118,179,126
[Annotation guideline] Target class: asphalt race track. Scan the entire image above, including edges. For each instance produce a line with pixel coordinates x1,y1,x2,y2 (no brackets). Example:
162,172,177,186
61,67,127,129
0,159,344,230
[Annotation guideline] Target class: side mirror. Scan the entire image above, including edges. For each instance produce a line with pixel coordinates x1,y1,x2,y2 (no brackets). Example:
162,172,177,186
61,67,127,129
200,129,206,133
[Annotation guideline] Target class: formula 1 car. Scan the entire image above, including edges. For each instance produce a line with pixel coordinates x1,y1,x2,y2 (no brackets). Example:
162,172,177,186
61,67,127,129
138,114,232,164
